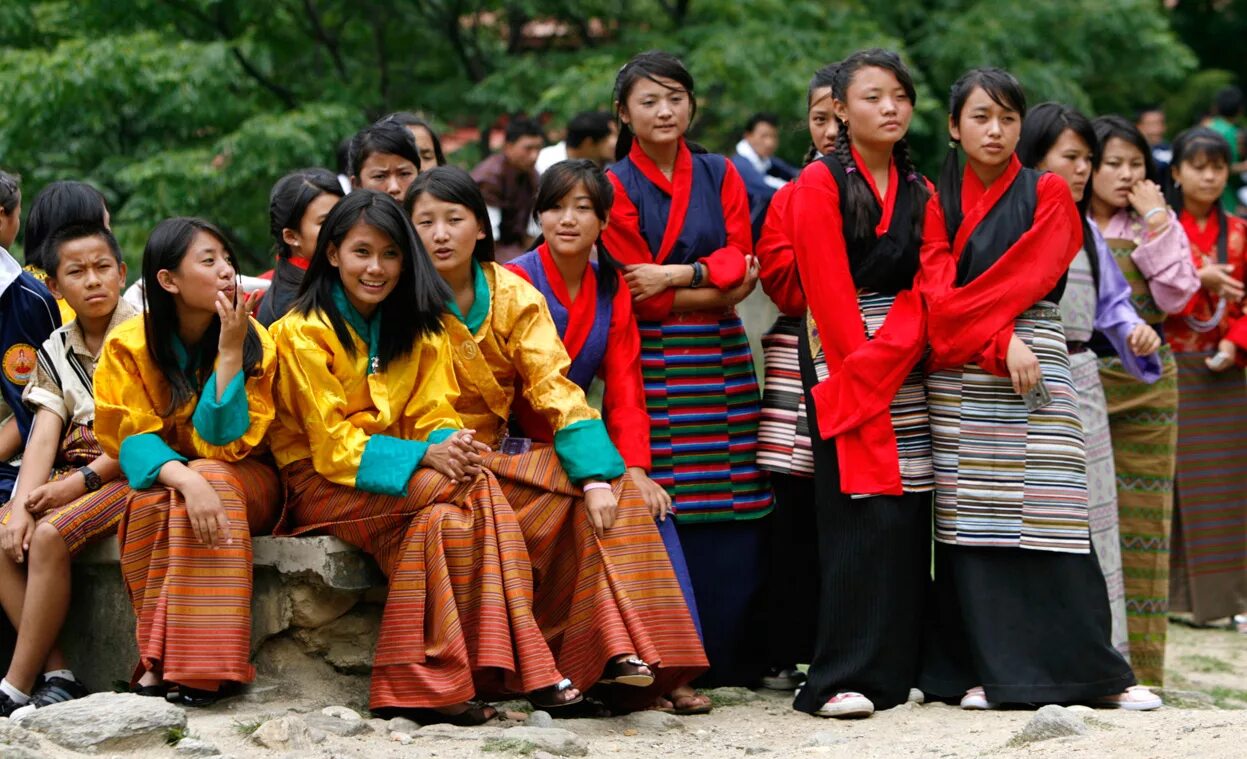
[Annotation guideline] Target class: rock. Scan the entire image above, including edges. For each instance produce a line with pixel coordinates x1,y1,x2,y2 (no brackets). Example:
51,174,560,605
1008,705,1088,746
525,710,554,728
251,567,291,651
1066,705,1094,714
1155,688,1215,709
705,687,761,707
0,721,41,749
481,726,590,757
388,716,420,734
321,705,362,721
250,715,321,751
18,692,187,751
304,712,369,737
0,745,42,759
907,688,925,704
534,752,558,759
292,606,382,673
805,731,848,747
176,737,223,757
366,717,391,734
418,722,505,740
290,584,362,629
622,710,685,732
390,731,414,744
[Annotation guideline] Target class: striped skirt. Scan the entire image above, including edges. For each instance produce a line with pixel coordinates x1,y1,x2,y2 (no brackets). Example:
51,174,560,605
278,459,563,710
638,311,772,521
0,425,129,555
1069,351,1129,656
757,316,814,477
1098,347,1177,686
927,307,1089,552
482,447,708,708
1170,351,1247,623
118,457,280,689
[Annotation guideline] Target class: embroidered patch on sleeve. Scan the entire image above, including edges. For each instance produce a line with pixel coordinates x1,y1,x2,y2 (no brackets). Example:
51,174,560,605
3,344,37,386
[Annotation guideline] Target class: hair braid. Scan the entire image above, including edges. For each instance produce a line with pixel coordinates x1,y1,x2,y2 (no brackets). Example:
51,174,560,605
892,138,930,242
833,122,880,240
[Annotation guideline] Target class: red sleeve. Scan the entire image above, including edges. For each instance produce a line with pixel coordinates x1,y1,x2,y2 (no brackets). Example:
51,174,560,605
602,171,675,321
600,280,652,470
503,262,532,284
921,174,1080,374
1224,217,1247,353
699,161,751,290
757,183,806,316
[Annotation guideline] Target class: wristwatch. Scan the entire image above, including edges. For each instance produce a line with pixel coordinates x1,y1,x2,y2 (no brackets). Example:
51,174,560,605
78,465,103,493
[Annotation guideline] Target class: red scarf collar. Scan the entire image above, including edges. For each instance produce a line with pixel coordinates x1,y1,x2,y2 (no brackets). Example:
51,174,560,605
1179,208,1220,254
953,154,1022,259
286,255,311,271
536,242,597,361
850,145,899,237
628,138,693,263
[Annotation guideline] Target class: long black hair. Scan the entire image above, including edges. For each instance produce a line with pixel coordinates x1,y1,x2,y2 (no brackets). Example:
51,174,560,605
938,67,1028,240
0,171,18,216
531,159,621,297
802,63,839,166
349,120,422,178
1018,101,1100,217
293,190,449,369
269,168,344,259
382,112,447,168
24,181,109,270
142,217,264,415
830,49,929,244
1091,115,1161,185
404,166,497,264
1166,126,1232,211
612,50,701,162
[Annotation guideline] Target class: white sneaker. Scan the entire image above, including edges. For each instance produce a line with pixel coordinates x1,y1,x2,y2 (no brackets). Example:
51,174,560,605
815,691,875,718
960,686,996,710
1094,686,1162,711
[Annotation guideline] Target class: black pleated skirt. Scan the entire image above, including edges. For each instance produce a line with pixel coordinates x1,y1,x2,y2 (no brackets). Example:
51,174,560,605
919,542,1137,704
766,473,818,668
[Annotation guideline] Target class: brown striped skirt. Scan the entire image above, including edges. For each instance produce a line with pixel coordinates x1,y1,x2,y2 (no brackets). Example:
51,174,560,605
926,305,1090,553
278,459,563,709
118,456,280,690
482,446,708,708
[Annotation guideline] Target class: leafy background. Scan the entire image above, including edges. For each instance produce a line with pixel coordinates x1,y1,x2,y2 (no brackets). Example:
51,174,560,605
0,0,1233,274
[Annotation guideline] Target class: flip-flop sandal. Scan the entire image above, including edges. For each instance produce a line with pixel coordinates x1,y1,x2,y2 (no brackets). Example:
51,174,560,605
598,657,655,687
670,692,712,715
527,678,585,712
649,696,675,714
383,701,499,726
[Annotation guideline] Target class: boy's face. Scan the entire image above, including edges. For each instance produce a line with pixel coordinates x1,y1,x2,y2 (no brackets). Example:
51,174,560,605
46,236,126,322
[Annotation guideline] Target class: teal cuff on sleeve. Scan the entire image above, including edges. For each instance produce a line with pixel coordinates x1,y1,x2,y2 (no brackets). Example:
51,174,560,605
357,434,428,496
554,418,625,484
427,428,457,444
119,433,188,490
191,371,250,446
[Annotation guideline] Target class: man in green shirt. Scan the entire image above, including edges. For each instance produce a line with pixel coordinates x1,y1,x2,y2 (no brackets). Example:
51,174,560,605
1207,86,1247,214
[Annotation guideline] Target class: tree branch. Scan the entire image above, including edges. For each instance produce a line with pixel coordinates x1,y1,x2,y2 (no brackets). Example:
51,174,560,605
301,0,349,80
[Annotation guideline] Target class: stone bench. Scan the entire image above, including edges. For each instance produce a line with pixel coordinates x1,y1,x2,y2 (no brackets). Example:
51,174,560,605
67,536,387,693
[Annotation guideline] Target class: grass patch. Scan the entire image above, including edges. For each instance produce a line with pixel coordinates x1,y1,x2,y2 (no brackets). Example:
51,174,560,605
232,718,265,736
1181,654,1235,674
1209,687,1247,709
482,738,537,755
166,726,188,745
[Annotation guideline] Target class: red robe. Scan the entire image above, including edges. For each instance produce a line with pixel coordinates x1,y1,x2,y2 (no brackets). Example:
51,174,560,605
756,182,806,317
1169,210,1247,356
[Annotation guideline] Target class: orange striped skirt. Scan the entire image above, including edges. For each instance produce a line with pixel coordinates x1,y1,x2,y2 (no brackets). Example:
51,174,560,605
483,446,708,708
0,425,129,555
117,457,280,690
277,459,563,710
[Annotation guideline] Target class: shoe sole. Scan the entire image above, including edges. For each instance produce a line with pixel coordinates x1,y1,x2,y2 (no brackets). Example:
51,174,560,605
815,706,874,719
600,674,656,688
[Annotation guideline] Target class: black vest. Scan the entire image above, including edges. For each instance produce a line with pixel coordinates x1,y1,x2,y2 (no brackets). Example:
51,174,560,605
820,155,921,295
953,167,1066,304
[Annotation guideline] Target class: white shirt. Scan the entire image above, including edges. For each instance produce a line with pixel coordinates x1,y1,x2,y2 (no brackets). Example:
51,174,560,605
536,142,568,176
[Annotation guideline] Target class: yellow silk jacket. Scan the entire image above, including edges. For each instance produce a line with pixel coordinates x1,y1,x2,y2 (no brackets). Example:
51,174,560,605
268,305,462,492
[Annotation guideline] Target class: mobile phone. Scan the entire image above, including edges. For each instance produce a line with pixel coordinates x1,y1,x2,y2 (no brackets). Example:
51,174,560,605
500,436,532,455
1022,381,1053,412
1207,351,1234,371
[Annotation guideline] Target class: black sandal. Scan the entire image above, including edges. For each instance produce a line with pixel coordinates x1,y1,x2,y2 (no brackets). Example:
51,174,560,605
165,682,240,708
379,701,498,727
597,656,655,687
132,683,166,698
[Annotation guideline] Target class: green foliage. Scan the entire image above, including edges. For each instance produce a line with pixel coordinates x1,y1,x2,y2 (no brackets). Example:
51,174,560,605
0,0,1201,275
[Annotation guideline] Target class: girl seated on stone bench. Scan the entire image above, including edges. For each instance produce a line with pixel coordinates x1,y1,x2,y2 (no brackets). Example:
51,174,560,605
94,217,281,707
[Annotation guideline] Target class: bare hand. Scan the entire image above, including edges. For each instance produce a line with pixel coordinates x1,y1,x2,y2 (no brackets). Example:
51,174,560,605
1007,335,1041,396
1127,181,1168,225
183,478,230,548
1126,323,1161,357
584,485,618,536
0,505,34,563
216,288,255,359
628,466,672,521
423,429,482,483
1197,263,1245,302
25,478,81,515
1206,339,1238,372
724,255,760,306
624,264,677,302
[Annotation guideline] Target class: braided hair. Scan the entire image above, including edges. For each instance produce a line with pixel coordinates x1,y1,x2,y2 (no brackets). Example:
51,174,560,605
830,49,929,244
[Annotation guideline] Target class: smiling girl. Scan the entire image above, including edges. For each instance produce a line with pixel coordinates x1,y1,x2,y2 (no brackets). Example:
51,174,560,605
602,50,770,691
94,217,279,706
1089,115,1199,685
268,190,581,724
918,69,1153,711
1018,102,1163,660
1162,127,1247,634
408,166,707,714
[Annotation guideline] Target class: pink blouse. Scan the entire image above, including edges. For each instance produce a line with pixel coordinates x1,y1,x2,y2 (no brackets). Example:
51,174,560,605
1098,208,1199,315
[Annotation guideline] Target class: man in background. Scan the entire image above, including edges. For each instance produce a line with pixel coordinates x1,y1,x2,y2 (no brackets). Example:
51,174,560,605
472,117,544,262
731,112,799,239
536,111,617,174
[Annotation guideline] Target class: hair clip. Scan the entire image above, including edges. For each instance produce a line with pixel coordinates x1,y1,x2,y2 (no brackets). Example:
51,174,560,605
844,166,857,174
906,172,919,182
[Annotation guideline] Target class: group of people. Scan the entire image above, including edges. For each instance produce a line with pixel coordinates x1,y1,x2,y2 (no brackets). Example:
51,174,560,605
0,46,1244,726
